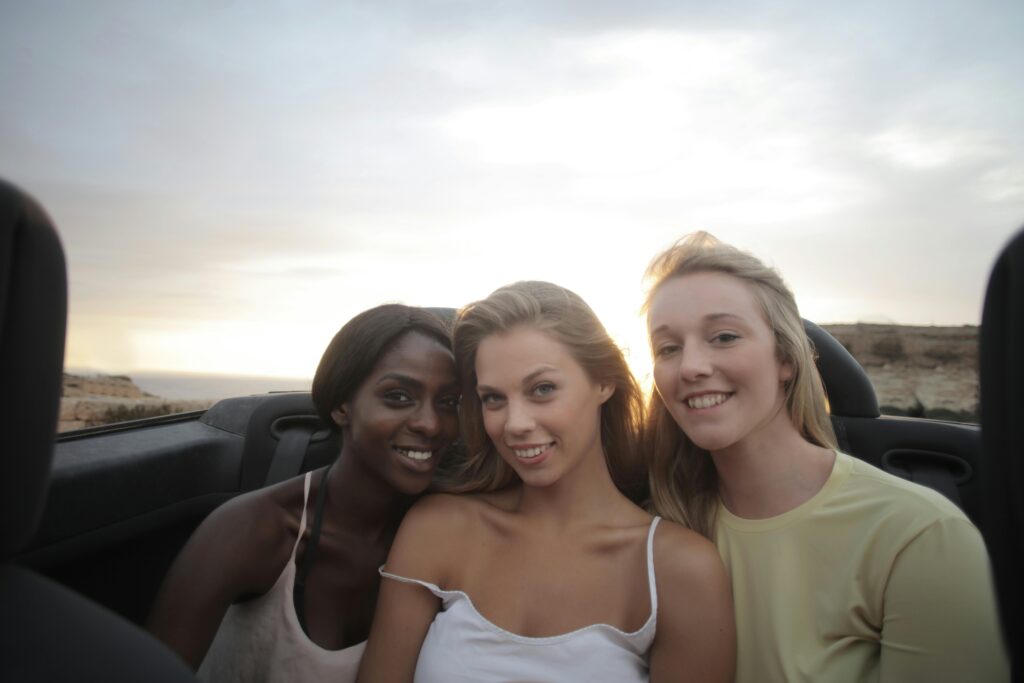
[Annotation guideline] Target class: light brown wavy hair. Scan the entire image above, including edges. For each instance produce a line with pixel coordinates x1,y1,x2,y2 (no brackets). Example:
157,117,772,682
438,281,646,501
643,232,837,539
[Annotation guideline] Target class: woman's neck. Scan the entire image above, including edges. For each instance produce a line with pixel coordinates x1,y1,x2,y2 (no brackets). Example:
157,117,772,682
326,448,410,540
710,413,835,520
515,442,633,529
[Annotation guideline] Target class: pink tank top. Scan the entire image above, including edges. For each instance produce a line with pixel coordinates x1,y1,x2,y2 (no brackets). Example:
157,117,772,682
381,516,661,683
198,471,365,682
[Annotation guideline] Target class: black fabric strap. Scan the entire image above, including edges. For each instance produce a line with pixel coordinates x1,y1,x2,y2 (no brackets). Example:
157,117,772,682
265,425,316,487
293,463,333,635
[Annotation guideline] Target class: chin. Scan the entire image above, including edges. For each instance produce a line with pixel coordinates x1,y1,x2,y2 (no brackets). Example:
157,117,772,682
388,469,436,496
514,468,561,489
682,429,735,454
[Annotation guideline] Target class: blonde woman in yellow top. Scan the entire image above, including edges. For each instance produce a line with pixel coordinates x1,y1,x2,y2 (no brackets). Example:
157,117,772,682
642,232,1008,682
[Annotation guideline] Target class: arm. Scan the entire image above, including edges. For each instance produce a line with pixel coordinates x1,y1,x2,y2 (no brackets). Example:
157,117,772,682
649,523,736,683
357,495,465,683
146,492,292,669
880,517,1009,682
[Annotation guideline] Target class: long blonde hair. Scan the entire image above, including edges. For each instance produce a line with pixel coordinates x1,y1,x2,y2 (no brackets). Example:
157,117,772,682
643,232,837,538
439,281,646,500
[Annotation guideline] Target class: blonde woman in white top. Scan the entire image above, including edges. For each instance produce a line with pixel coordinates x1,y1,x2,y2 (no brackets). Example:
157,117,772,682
358,281,735,683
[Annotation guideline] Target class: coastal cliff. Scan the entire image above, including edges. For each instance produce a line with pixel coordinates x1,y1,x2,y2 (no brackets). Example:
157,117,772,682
824,324,978,422
60,374,212,432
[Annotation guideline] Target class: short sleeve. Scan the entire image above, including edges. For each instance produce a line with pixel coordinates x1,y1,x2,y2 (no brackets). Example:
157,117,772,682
880,516,1009,682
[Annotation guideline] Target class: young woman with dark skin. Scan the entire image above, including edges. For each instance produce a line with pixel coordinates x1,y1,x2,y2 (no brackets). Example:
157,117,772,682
147,304,461,682
357,282,735,683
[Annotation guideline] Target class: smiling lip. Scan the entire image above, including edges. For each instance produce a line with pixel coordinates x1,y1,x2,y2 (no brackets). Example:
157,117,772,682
393,445,437,471
509,441,554,464
682,392,733,410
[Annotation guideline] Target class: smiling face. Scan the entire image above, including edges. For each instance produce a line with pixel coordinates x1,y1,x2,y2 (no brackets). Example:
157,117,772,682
474,326,613,489
648,271,793,455
332,331,460,495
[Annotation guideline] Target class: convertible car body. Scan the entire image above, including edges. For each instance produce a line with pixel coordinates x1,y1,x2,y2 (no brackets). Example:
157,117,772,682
2,180,1020,679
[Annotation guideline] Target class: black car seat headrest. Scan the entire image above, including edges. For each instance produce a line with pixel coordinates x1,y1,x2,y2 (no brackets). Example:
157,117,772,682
0,180,67,560
979,226,1024,662
424,306,456,323
803,319,880,419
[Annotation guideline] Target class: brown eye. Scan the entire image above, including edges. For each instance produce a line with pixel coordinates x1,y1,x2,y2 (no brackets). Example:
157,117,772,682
383,390,413,405
438,394,460,411
655,343,681,358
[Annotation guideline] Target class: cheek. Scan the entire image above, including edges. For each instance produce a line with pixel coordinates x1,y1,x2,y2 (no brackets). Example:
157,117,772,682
651,362,676,399
481,408,504,442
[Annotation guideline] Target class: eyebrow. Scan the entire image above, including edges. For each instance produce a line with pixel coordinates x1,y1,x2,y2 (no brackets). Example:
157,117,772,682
376,372,424,389
476,365,558,393
650,312,746,335
706,312,745,323
376,373,461,394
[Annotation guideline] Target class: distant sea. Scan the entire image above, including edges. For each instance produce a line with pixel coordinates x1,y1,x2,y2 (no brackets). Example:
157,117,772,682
132,371,313,401
69,368,313,401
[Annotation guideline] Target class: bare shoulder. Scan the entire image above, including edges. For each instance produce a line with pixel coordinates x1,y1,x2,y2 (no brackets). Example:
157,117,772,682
385,493,479,580
400,491,482,533
147,473,304,653
202,479,295,551
653,519,727,588
173,475,302,593
402,488,519,530
649,520,735,682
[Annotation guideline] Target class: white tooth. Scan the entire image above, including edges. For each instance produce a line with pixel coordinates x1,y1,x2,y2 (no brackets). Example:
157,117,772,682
688,394,727,409
514,444,548,459
396,448,432,461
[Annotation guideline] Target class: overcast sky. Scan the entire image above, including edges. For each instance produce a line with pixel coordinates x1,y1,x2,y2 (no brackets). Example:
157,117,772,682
2,0,1022,381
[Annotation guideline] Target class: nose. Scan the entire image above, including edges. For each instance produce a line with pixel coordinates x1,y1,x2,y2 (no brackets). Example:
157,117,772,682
678,343,713,383
504,398,536,437
408,402,441,437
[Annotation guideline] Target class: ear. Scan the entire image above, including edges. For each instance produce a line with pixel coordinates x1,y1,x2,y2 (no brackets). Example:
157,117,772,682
597,381,616,405
330,405,349,427
778,358,795,383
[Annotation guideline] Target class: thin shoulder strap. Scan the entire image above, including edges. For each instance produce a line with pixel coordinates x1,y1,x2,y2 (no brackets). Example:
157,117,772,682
646,517,661,617
294,463,333,635
294,471,312,547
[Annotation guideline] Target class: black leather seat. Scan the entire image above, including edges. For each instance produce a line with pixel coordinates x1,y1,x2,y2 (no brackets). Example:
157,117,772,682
0,179,196,681
804,318,880,419
979,226,1023,677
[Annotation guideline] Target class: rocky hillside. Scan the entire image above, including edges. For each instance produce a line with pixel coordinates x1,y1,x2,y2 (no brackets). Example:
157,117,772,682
822,324,978,422
60,374,212,432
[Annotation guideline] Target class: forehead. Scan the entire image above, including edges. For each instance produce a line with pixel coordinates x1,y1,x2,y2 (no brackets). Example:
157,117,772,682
475,326,578,384
648,271,763,329
370,331,455,378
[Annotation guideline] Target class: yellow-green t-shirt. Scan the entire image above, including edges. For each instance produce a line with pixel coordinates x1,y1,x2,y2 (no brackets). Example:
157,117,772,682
716,451,1008,682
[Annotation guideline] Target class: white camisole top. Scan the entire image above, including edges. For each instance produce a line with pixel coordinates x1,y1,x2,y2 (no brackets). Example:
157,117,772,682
197,471,366,682
381,516,661,683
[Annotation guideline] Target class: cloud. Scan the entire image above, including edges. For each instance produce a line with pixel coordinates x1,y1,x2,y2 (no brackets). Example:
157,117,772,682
2,0,1022,375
